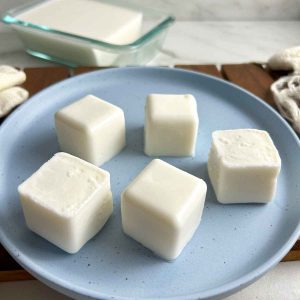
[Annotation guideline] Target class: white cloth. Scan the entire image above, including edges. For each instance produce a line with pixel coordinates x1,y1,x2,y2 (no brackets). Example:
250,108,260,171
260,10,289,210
269,47,300,133
0,65,26,91
268,46,300,72
0,86,29,117
271,75,300,133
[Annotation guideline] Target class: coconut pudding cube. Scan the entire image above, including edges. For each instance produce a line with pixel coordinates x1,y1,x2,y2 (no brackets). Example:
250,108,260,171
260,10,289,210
208,129,281,204
18,152,113,253
55,95,125,166
144,94,199,156
121,159,207,260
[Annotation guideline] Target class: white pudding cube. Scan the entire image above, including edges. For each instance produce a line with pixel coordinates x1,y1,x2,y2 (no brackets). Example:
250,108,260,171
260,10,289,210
208,129,281,204
121,159,207,260
15,0,143,66
18,152,113,253
55,95,126,166
144,94,199,156
18,0,142,45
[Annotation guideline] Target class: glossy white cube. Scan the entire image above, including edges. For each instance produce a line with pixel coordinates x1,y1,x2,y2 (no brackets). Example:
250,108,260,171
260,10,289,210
121,159,207,260
15,0,143,66
18,0,142,45
55,95,125,166
208,129,281,204
18,152,113,253
144,94,199,156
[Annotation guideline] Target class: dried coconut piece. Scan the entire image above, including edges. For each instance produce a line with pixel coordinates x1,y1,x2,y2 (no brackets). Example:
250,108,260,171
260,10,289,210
0,87,29,117
268,46,300,72
0,65,26,91
271,74,300,133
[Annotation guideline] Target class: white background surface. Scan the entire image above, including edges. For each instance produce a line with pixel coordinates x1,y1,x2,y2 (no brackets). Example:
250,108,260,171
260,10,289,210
0,1,300,299
1,21,300,67
2,0,300,20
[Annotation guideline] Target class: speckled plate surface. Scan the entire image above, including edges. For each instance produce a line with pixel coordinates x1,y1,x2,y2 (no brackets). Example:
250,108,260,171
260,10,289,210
0,67,300,300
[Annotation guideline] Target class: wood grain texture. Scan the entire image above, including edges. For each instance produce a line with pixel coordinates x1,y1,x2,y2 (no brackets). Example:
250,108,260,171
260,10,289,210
73,66,109,75
221,63,276,107
22,67,70,96
176,64,223,78
0,67,70,125
0,270,34,282
0,246,21,271
74,65,223,78
73,66,215,77
0,65,299,283
264,64,290,81
282,240,300,261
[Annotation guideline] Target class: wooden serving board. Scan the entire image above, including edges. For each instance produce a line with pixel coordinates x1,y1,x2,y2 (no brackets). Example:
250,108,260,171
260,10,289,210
0,64,299,283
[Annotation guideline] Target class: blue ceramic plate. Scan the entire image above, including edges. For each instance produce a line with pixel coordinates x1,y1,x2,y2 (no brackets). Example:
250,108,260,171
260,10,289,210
0,67,300,300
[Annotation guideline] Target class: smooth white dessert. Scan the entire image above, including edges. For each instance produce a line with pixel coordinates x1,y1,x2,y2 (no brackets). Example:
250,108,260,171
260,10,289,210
208,129,281,204
14,0,143,66
144,94,199,156
0,65,26,91
55,95,126,166
17,0,143,45
121,159,207,260
18,152,113,253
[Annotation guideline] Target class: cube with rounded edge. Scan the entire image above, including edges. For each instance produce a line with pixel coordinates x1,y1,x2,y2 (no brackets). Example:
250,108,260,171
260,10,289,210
121,159,207,260
208,129,281,204
144,94,199,156
18,152,113,253
55,94,126,166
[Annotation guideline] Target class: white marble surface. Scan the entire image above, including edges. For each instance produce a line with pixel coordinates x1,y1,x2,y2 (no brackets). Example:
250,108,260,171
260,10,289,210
0,20,300,300
2,0,300,20
130,0,300,21
153,21,300,66
1,21,300,67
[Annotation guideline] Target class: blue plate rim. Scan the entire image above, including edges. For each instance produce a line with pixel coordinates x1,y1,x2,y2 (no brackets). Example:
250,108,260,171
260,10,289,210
0,66,300,300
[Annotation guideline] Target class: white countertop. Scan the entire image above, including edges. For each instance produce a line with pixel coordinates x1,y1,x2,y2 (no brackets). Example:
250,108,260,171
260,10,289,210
1,21,300,67
0,21,300,300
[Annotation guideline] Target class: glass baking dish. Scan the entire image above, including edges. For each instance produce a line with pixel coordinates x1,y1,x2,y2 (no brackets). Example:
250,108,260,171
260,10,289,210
2,0,175,67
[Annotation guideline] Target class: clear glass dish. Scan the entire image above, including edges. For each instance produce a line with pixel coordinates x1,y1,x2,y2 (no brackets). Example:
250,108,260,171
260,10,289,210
2,0,175,67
